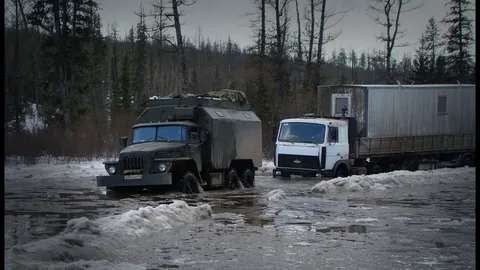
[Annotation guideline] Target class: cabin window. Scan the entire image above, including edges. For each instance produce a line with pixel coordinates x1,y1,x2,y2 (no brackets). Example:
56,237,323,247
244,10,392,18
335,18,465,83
437,96,447,115
335,98,349,115
328,126,338,143
331,93,351,116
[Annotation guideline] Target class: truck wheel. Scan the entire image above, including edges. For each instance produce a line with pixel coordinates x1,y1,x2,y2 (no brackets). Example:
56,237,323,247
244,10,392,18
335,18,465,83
461,156,476,167
177,172,200,194
241,168,255,188
225,169,240,189
335,166,349,178
369,164,383,175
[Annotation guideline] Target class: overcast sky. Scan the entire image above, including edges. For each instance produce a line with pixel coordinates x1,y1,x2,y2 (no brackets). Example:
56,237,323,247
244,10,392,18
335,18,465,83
99,0,476,60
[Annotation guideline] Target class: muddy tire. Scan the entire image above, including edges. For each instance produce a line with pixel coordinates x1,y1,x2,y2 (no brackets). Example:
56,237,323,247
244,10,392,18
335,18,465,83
225,169,241,189
335,166,349,178
240,168,255,188
177,172,200,194
461,156,476,167
280,171,291,178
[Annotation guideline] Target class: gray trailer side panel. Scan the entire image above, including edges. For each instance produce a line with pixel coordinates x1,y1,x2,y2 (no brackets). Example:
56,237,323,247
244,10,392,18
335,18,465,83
366,85,475,137
357,134,475,158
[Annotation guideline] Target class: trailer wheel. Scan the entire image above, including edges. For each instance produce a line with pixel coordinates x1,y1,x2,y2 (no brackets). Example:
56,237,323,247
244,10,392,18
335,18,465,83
386,164,398,172
177,172,200,194
369,164,383,175
241,168,255,188
335,166,349,178
461,156,476,167
225,169,241,189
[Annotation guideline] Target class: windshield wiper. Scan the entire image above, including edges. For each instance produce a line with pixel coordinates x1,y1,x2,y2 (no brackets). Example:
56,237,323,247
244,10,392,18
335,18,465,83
299,140,318,145
281,139,294,144
133,137,155,144
157,136,171,142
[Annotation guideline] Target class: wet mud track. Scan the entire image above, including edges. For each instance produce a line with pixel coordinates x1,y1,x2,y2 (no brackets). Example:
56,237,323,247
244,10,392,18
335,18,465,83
4,167,476,270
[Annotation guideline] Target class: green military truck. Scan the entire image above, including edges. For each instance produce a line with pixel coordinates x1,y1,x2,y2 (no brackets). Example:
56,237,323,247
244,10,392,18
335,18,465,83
97,89,262,193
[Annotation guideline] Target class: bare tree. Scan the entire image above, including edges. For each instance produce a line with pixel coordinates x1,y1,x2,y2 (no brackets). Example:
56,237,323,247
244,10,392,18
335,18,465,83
170,0,196,94
368,0,423,83
303,0,316,88
312,0,353,87
294,0,302,62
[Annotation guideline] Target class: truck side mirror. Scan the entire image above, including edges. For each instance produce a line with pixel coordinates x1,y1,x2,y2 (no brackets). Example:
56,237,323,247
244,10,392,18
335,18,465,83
200,131,208,142
120,136,128,148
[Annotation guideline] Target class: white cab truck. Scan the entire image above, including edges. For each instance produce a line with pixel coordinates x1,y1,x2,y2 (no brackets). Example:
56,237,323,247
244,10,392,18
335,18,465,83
272,84,476,178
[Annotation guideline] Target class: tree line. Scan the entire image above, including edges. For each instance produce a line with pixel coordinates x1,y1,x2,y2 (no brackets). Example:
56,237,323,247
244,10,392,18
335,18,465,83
4,0,476,158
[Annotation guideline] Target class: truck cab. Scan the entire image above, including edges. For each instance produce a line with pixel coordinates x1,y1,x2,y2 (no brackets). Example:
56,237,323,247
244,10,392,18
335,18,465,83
273,116,351,178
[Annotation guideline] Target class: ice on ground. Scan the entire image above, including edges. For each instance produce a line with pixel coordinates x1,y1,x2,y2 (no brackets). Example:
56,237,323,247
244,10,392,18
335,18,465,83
24,260,147,270
311,167,475,193
5,157,275,186
266,189,286,201
5,200,212,269
355,218,379,223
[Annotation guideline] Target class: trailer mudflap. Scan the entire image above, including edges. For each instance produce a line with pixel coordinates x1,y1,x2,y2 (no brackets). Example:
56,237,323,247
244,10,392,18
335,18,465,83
97,173,173,187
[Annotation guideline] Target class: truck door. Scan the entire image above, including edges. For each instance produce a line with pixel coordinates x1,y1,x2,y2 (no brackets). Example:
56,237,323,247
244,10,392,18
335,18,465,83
324,125,349,171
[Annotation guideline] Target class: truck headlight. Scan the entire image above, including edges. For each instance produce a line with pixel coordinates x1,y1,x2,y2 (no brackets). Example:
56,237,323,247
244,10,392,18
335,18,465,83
106,165,116,175
158,163,167,172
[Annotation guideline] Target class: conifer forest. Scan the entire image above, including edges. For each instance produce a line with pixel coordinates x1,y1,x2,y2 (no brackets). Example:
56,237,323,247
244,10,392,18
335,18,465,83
4,0,476,158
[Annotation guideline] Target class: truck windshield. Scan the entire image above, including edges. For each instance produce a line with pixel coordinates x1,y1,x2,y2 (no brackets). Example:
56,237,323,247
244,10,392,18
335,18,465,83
278,122,326,144
132,125,187,144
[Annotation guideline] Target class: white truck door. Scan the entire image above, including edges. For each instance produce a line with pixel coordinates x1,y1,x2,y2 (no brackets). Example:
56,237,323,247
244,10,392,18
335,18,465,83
324,125,349,171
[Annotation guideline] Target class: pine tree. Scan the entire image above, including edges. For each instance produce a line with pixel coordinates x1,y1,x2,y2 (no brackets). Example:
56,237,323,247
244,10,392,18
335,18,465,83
442,0,474,81
109,23,120,114
120,53,131,110
411,35,430,84
133,6,148,110
400,54,413,83
424,17,441,76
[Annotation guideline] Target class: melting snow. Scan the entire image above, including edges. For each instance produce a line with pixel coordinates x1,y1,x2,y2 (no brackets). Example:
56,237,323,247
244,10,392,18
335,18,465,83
311,167,475,193
266,189,286,201
5,200,212,269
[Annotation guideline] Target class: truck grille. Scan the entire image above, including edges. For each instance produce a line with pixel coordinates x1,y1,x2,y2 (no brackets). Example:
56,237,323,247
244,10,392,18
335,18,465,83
123,157,144,171
278,154,319,170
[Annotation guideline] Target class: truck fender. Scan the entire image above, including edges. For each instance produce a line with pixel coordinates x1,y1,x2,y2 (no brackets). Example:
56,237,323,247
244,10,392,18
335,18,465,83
332,160,351,175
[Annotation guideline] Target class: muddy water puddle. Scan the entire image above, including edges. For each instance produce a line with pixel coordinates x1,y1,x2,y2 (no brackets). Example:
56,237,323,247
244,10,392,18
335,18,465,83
5,173,476,269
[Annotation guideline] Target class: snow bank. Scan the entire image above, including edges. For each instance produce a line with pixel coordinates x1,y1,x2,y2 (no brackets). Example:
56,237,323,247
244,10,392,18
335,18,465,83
5,200,212,269
266,189,286,201
258,159,275,174
311,167,475,193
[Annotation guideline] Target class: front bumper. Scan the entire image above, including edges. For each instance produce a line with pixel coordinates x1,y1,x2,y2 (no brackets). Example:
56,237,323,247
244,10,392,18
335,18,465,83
273,167,320,177
96,173,173,187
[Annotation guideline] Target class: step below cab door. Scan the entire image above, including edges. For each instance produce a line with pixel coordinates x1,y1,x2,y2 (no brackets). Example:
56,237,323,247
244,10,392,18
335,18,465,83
324,125,349,171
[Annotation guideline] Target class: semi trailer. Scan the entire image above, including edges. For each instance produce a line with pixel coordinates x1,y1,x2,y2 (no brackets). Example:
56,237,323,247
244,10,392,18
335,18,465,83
97,89,262,193
272,84,476,177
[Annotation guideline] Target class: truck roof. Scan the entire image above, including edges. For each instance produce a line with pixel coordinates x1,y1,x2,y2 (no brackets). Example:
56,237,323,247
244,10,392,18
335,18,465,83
132,121,198,128
281,117,347,126
320,84,475,89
